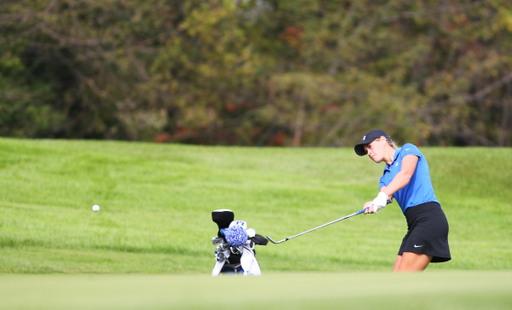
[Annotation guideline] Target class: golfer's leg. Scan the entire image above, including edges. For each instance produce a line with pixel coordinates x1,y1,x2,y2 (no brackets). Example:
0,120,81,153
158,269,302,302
396,252,432,272
393,255,402,272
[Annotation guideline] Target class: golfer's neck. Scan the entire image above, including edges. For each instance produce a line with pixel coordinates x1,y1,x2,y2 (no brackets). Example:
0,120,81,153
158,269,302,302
384,148,396,166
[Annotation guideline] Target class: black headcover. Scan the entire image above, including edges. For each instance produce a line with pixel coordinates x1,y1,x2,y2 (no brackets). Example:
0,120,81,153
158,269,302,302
252,234,268,246
212,209,234,238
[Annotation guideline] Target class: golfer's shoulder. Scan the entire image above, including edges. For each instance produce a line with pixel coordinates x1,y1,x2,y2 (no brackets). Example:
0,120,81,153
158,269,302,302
400,143,422,157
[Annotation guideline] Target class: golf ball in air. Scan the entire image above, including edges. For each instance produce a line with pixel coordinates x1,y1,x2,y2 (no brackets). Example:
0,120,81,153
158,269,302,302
92,204,100,212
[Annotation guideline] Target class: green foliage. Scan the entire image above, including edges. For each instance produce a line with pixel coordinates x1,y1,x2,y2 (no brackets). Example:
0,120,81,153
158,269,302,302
0,51,63,137
1,1,512,145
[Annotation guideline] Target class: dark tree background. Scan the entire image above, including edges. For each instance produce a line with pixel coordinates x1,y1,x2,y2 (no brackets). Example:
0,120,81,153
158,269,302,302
1,0,511,146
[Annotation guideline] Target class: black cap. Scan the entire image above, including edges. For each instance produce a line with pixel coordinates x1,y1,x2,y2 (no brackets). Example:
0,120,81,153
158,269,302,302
354,129,391,156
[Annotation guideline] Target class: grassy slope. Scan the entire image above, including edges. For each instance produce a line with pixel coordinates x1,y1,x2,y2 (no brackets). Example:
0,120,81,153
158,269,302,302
0,138,511,273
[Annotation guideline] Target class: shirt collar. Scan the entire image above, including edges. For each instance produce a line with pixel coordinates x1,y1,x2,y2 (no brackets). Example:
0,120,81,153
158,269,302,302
385,148,401,170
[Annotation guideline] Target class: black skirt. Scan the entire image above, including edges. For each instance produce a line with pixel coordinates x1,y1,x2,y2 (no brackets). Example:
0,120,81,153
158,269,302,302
398,202,451,263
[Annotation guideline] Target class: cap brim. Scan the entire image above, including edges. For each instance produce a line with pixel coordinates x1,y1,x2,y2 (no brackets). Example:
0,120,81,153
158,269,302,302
354,143,367,156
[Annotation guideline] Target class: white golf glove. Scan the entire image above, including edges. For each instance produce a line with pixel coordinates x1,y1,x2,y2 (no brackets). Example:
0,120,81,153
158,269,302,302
371,192,388,213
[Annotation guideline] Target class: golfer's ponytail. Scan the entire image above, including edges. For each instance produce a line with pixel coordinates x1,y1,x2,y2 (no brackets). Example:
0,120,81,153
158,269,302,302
386,138,397,150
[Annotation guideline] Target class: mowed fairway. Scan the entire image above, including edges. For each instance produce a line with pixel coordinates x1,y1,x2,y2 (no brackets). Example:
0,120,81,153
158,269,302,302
1,272,512,310
0,138,511,309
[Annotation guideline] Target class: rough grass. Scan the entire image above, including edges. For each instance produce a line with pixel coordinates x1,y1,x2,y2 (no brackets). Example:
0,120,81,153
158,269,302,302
0,138,511,274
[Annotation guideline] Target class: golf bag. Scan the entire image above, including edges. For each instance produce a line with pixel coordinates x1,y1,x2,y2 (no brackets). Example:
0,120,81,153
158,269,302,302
211,209,268,276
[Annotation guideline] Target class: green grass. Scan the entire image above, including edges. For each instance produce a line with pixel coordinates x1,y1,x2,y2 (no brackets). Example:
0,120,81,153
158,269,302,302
1,272,511,310
1,138,511,309
0,138,511,273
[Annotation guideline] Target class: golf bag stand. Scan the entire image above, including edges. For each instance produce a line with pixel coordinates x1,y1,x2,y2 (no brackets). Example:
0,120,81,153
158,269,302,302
211,209,268,276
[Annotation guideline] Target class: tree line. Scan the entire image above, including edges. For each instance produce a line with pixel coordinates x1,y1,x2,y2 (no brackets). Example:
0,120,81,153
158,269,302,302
1,0,511,147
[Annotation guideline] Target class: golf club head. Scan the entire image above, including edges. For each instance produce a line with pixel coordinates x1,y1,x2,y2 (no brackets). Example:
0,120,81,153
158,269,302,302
266,235,288,244
212,237,224,246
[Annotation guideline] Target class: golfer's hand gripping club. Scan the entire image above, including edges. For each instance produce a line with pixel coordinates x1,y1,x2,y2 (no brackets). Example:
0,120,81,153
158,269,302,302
372,192,388,213
364,192,392,214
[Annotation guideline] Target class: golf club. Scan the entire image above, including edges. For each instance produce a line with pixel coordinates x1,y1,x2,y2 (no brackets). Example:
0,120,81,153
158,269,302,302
266,208,367,244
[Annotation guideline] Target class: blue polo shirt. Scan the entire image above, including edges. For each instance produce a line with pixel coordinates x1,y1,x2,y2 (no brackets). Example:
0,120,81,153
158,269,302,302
379,143,439,214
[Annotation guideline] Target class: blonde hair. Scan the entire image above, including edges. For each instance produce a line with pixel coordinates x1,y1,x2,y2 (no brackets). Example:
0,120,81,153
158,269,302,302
386,138,398,149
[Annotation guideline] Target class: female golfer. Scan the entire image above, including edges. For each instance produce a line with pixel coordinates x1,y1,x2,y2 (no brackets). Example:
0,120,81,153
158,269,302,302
354,129,451,272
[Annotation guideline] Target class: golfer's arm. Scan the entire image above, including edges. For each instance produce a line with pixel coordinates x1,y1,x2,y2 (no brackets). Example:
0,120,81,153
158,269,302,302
381,155,418,196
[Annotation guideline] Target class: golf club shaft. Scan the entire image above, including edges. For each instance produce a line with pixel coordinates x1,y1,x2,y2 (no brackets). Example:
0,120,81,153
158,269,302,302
266,208,366,244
